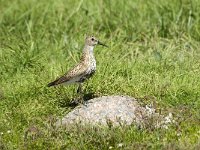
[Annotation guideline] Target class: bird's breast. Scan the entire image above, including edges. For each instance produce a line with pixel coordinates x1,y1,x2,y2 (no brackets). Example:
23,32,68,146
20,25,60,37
90,59,96,71
78,54,96,83
86,54,96,74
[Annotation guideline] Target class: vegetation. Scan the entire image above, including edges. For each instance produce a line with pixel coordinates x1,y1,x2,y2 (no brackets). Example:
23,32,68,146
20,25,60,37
0,0,200,149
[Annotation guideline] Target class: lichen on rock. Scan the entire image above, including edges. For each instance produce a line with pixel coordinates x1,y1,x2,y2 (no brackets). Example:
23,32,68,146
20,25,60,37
56,95,175,129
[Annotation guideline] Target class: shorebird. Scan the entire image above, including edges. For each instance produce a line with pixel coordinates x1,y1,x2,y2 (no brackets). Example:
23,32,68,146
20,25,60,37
47,36,107,103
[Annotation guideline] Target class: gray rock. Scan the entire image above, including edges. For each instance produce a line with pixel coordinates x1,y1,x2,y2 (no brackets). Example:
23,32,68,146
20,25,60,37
56,95,175,128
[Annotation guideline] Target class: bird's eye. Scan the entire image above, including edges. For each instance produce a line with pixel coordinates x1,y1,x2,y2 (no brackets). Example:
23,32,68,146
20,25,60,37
91,38,94,41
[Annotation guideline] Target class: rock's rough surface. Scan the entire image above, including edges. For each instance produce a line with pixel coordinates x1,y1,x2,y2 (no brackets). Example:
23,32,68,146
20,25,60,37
56,95,174,128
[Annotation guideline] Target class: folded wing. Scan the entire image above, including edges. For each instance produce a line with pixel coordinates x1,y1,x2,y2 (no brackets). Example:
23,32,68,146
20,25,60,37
47,63,87,87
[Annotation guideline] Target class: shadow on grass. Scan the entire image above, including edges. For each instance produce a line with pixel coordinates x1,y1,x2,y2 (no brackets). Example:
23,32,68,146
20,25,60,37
58,92,97,108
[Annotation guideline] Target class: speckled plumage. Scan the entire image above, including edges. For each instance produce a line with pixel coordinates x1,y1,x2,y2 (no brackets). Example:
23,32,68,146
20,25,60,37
47,36,106,87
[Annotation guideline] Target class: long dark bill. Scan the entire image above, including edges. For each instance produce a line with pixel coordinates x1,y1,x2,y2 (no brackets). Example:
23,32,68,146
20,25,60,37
98,41,108,47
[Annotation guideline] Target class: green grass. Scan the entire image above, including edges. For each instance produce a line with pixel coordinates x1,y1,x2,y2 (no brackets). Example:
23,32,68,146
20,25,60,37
0,0,200,149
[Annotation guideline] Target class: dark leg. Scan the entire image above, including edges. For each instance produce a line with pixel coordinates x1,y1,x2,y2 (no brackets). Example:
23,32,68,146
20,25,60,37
77,83,85,104
77,83,83,94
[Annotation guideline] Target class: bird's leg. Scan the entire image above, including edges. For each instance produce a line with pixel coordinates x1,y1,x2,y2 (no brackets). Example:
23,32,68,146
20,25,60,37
77,83,85,104
77,82,83,94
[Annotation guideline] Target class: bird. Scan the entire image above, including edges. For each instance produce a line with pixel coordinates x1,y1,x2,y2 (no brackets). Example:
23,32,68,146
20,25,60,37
47,35,107,103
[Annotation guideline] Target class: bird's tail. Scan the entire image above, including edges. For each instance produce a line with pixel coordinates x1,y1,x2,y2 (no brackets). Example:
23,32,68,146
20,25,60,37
47,81,57,87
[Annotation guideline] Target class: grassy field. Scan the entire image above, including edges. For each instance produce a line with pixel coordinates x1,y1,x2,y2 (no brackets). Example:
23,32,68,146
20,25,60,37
0,0,200,149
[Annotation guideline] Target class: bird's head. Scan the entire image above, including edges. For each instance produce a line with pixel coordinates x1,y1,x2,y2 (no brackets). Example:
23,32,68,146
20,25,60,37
85,36,108,47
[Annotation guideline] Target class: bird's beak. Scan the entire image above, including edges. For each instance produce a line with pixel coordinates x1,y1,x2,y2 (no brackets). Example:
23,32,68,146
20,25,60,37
98,41,108,47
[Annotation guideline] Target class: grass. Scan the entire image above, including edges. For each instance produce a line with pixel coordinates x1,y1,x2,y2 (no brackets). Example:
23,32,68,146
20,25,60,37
0,0,200,149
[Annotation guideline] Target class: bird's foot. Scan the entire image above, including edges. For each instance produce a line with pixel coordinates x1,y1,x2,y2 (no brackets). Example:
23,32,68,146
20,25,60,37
71,97,87,106
78,97,88,106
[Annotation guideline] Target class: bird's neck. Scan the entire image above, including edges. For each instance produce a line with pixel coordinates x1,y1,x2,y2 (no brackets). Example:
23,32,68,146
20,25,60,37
83,45,94,54
81,45,95,62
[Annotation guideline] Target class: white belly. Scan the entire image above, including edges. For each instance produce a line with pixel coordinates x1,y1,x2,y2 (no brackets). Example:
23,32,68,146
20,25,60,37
87,56,96,74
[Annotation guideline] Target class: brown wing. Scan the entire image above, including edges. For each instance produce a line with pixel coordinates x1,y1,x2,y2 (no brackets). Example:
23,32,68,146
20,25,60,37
47,63,87,87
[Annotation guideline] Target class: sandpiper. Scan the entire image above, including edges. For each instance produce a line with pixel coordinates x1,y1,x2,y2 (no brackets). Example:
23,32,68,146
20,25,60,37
47,36,107,103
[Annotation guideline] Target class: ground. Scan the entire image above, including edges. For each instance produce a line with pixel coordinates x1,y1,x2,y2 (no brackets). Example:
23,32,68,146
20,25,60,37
0,0,200,149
